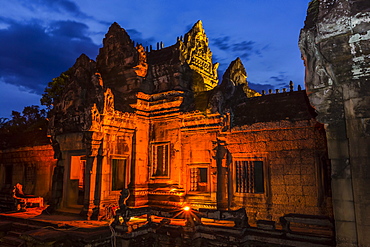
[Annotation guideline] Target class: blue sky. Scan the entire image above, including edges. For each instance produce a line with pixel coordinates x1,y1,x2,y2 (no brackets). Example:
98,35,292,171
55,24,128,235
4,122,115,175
0,0,311,118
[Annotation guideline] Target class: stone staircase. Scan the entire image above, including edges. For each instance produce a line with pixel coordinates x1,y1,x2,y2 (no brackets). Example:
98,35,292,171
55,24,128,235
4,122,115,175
0,221,42,247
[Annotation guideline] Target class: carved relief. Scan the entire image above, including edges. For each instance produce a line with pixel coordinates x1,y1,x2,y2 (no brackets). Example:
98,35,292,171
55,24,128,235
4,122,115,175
62,90,75,111
299,29,337,91
299,29,341,124
90,104,101,131
92,73,103,87
104,88,115,114
133,44,148,77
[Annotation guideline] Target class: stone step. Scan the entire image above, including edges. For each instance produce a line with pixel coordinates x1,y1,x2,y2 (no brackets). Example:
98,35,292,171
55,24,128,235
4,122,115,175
0,222,12,231
0,242,18,247
6,231,21,238
0,235,25,247
11,223,41,232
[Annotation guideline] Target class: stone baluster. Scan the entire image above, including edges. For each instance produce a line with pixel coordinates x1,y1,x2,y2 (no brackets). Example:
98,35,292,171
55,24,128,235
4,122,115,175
289,81,294,92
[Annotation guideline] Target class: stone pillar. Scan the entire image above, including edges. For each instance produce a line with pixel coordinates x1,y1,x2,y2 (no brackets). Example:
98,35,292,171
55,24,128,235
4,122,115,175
47,161,64,212
82,131,103,220
344,88,370,245
325,121,357,246
215,139,229,210
299,1,370,245
83,156,98,220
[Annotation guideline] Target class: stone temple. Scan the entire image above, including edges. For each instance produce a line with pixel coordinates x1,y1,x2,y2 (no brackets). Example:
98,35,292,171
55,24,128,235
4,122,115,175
2,1,368,243
40,20,331,224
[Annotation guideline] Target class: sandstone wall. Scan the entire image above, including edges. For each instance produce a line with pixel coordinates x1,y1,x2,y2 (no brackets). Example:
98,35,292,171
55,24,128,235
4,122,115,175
0,145,56,199
227,120,331,225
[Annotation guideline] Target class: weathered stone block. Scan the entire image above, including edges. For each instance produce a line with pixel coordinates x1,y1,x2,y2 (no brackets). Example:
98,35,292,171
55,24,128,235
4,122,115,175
288,195,305,206
286,186,303,196
301,175,316,186
302,186,316,196
284,175,302,185
332,199,356,222
335,221,358,247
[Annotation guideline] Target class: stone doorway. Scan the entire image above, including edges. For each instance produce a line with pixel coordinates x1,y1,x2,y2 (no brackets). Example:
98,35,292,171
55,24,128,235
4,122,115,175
68,155,86,207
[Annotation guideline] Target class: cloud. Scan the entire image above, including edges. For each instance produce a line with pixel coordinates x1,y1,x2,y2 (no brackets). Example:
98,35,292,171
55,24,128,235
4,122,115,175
0,20,99,94
48,20,91,41
211,36,261,61
0,81,42,118
213,36,231,51
268,72,288,83
270,76,285,82
248,82,276,93
232,41,257,60
263,72,294,90
232,41,255,52
18,0,90,19
126,29,155,47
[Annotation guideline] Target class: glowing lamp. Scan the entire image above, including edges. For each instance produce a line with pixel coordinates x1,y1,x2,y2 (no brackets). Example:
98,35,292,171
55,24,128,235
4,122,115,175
183,206,191,211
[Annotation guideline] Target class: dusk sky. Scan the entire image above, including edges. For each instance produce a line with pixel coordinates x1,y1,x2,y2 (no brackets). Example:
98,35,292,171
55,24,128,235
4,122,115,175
0,0,311,118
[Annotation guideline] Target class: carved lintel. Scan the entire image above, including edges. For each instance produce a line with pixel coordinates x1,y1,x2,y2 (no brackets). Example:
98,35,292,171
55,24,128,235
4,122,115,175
84,131,104,157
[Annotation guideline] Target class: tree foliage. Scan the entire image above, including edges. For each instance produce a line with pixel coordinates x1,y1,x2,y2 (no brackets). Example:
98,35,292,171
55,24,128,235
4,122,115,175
0,117,8,128
40,70,71,110
0,105,48,149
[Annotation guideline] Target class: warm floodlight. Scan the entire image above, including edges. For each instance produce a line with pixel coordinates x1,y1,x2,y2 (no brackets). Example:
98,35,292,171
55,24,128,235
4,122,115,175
183,206,191,211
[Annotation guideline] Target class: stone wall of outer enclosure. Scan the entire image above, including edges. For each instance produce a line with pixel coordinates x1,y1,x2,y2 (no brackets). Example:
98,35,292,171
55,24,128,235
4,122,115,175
227,119,332,226
0,145,56,199
299,0,370,246
180,129,219,208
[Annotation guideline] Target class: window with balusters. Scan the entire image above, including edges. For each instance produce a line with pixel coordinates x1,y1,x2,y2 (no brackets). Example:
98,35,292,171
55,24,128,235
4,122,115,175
235,160,264,193
190,167,208,192
151,143,170,177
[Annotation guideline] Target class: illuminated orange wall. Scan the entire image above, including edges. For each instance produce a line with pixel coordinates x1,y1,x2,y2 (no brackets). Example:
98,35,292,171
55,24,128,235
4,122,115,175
226,119,331,225
0,145,56,199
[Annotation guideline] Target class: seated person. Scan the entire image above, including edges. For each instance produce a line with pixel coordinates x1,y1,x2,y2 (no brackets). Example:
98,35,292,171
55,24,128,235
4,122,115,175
13,183,37,198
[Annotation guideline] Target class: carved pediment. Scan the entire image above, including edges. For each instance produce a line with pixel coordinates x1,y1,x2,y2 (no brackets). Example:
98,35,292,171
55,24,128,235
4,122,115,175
180,20,219,91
